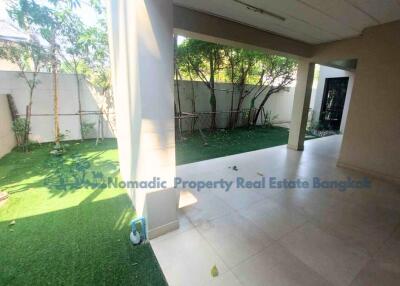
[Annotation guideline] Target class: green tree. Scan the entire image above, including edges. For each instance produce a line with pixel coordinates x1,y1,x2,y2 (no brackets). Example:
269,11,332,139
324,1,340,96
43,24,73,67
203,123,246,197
59,13,88,140
177,39,224,130
177,38,297,130
60,1,111,139
8,0,77,147
0,39,49,150
79,16,114,136
224,47,262,128
8,0,95,147
250,55,296,125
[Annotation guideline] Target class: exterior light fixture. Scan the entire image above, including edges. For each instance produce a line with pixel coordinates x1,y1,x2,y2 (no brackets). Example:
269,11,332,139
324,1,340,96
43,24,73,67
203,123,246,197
233,0,286,22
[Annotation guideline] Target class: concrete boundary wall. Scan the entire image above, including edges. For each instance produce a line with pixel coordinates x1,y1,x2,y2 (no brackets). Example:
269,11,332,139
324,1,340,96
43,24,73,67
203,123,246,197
0,94,16,158
175,80,304,130
0,71,116,143
0,70,299,142
0,71,317,144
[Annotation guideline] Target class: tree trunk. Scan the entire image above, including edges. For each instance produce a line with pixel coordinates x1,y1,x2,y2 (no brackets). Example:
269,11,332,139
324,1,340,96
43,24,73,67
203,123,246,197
210,87,217,130
189,75,196,133
228,56,235,129
101,88,116,136
23,87,34,151
232,97,243,129
232,85,245,128
75,72,84,141
174,35,182,116
190,75,196,113
228,86,234,129
252,92,272,125
53,68,60,146
209,55,217,130
175,71,182,116
51,37,61,146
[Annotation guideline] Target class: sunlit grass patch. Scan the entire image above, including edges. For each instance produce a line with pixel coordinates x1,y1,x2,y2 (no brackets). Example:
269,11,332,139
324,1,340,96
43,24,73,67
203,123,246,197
0,139,167,286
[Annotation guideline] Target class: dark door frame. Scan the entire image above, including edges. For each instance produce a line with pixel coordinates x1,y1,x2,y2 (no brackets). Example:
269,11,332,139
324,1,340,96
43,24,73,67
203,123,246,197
319,77,349,131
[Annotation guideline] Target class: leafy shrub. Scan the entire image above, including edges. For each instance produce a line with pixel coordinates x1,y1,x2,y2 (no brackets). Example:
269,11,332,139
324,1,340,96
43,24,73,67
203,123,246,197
82,122,96,139
263,111,278,128
12,118,29,148
59,130,71,141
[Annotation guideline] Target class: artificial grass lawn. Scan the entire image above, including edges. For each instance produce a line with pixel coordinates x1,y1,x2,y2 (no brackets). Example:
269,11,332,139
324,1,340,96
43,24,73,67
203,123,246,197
0,140,167,286
176,126,290,165
1,126,295,285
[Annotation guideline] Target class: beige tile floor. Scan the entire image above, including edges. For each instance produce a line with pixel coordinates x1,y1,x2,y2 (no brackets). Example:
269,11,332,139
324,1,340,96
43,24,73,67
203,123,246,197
151,135,400,286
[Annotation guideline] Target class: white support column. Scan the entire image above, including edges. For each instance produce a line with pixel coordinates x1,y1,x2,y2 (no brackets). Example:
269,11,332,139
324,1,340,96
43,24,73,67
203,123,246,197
107,0,178,238
288,61,315,151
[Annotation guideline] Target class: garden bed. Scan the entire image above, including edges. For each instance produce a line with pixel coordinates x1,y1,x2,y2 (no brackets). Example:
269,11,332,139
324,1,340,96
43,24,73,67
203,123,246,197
176,126,292,165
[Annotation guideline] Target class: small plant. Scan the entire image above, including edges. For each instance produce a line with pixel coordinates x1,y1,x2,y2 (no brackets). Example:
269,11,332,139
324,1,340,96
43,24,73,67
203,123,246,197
307,121,319,133
263,111,278,128
58,130,71,142
50,130,71,156
50,142,66,156
306,121,340,138
12,118,29,149
81,121,95,139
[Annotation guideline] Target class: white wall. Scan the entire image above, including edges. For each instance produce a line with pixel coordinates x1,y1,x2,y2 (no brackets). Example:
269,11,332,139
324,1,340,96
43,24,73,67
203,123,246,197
107,0,178,239
0,94,16,158
312,22,400,183
311,65,354,133
0,71,301,146
175,80,301,130
0,71,116,143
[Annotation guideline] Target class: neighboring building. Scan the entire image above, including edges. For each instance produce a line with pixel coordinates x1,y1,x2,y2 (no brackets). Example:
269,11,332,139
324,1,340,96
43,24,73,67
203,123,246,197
0,20,29,71
0,20,28,42
0,20,32,157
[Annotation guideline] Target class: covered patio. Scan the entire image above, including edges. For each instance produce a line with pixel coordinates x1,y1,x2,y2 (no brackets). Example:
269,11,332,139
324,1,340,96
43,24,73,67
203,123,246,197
105,0,400,285
151,135,400,285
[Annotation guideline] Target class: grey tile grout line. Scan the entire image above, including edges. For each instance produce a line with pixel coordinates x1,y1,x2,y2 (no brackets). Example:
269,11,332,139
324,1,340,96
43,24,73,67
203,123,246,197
275,218,373,286
189,195,275,281
276,219,309,242
370,221,400,259
346,221,400,286
175,139,391,283
227,220,327,286
191,218,236,281
283,218,374,286
275,238,337,286
207,196,298,270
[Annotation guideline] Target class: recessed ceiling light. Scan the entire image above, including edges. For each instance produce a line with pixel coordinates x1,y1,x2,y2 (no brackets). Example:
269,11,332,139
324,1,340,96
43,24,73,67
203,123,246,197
233,0,286,21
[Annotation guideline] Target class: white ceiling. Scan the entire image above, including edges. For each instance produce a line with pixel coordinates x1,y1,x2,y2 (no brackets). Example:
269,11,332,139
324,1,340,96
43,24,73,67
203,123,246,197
174,0,400,44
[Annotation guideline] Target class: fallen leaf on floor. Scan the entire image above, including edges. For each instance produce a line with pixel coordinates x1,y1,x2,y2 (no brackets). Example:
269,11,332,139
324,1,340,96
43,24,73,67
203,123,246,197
211,265,219,277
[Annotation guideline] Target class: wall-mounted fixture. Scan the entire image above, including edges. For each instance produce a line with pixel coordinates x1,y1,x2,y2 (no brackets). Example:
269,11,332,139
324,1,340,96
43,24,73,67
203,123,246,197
233,0,286,22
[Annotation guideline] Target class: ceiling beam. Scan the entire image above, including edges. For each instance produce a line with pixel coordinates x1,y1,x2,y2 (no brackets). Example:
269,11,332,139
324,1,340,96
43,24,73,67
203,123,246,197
173,5,313,58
